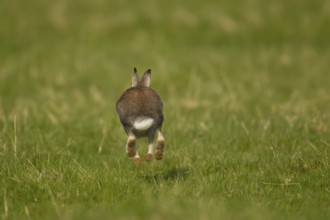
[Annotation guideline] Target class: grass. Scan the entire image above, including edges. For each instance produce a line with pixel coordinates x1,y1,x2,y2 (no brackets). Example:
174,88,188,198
0,0,329,219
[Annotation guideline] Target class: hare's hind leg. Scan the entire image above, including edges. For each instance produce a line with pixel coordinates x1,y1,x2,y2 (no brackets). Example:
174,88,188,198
133,145,141,167
125,129,136,157
125,131,141,166
155,129,165,160
124,128,141,166
126,136,136,158
145,129,156,162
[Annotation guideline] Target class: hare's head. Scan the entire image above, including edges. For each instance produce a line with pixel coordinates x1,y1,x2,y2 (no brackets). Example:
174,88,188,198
132,67,151,87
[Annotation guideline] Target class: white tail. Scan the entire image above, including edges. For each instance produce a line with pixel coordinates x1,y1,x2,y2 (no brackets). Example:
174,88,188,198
133,117,154,130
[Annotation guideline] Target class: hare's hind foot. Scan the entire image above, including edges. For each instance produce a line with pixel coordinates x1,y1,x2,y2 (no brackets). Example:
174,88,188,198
155,151,163,160
145,153,152,162
155,130,165,160
126,137,136,157
155,139,165,160
133,157,141,167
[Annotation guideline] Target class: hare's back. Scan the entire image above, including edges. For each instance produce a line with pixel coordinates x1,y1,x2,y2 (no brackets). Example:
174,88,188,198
116,87,163,126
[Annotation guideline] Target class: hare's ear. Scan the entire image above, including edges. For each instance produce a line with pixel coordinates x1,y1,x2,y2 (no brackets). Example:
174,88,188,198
132,67,139,87
139,69,151,87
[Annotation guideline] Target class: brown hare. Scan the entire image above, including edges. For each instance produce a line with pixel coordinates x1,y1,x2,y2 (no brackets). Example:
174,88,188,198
116,68,165,166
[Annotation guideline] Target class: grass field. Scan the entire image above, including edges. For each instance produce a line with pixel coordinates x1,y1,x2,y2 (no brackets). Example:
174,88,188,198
1,0,330,219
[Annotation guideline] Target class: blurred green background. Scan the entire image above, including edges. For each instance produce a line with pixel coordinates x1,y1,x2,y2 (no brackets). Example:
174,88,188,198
0,0,329,219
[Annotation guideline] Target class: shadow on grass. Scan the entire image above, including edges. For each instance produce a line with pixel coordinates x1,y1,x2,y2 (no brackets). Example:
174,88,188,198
144,167,190,183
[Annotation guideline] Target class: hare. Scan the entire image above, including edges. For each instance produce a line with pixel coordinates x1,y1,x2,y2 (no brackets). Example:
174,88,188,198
116,68,165,166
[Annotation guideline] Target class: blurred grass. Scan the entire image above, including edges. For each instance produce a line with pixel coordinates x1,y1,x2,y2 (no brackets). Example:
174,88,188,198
0,0,330,219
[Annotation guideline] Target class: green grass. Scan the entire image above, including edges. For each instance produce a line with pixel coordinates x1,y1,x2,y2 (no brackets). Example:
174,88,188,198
0,0,329,219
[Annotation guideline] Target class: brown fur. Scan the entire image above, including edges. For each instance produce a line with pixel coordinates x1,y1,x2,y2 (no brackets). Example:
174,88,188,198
126,138,136,157
155,140,165,160
145,154,152,162
116,86,163,134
